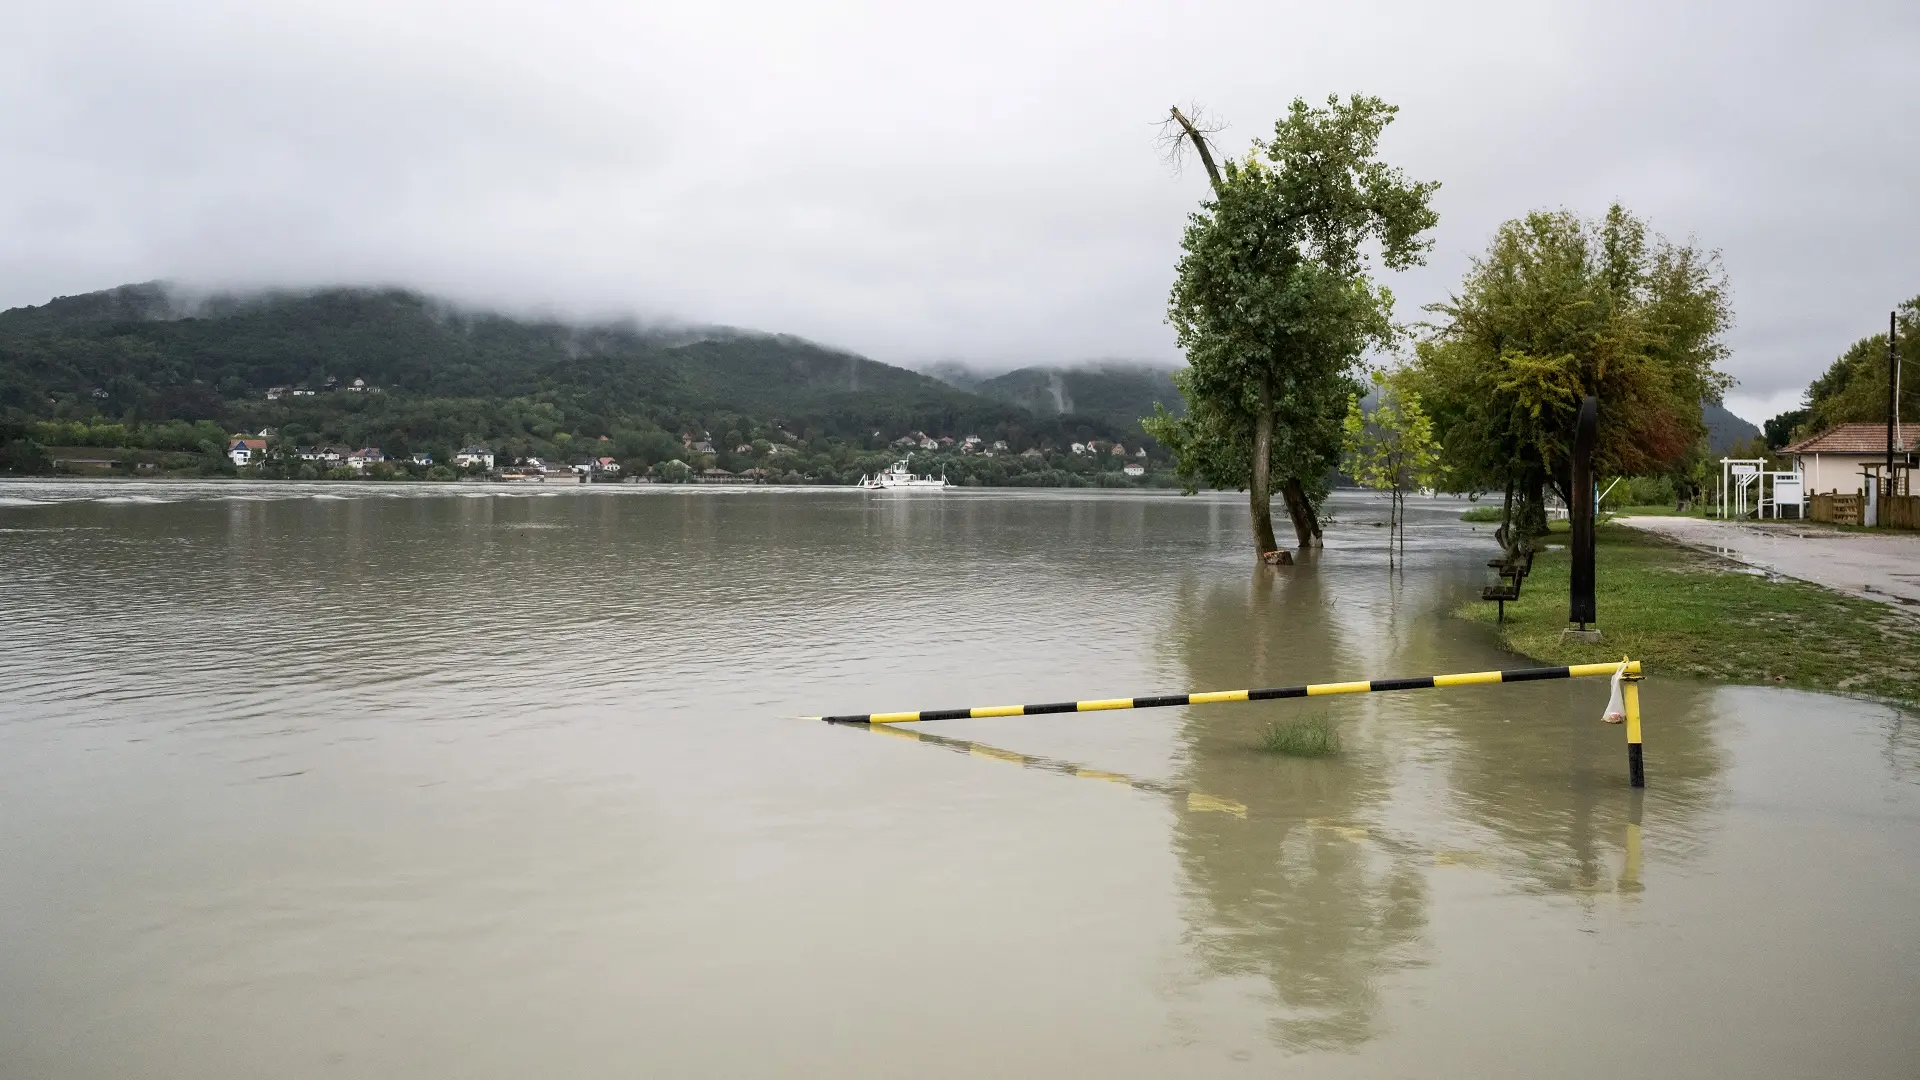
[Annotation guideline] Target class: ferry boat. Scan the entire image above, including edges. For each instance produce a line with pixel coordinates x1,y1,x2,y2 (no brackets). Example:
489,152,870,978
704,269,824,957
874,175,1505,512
856,458,949,489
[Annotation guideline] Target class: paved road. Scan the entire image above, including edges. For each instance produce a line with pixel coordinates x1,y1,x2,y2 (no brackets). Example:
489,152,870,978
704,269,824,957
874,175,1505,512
1616,516,1920,610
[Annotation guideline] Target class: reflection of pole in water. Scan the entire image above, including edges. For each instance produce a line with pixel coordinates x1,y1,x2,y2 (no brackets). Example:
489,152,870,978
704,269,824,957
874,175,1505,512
1619,791,1644,897
851,722,1248,817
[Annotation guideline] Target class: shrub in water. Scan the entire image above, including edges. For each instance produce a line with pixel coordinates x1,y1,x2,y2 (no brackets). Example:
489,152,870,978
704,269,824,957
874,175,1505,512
1259,713,1341,757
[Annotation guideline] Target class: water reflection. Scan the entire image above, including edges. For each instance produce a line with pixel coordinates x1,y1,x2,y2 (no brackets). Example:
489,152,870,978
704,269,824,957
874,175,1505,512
842,723,1248,816
1166,565,1428,1052
1160,511,1730,1051
1430,675,1723,897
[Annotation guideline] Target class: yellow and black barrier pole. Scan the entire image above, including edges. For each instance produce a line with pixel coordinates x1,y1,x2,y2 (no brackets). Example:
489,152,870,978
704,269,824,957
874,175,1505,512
813,659,1645,783
1623,665,1645,788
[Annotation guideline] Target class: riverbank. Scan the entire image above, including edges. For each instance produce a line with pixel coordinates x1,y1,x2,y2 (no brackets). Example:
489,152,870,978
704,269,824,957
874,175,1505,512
1459,524,1920,709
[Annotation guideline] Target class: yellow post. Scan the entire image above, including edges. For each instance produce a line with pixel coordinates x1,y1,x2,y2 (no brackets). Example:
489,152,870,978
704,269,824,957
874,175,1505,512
1623,672,1645,788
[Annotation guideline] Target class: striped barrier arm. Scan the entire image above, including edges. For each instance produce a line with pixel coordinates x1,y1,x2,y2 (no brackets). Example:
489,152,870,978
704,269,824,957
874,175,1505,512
814,660,1641,725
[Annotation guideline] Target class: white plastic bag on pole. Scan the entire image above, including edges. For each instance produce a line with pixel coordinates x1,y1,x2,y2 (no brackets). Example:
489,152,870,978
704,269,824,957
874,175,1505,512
1602,659,1627,724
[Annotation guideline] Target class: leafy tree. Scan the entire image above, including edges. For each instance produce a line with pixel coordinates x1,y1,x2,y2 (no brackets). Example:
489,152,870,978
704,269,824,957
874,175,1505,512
1762,408,1809,449
1341,369,1438,557
1794,297,1918,438
1410,205,1732,555
0,422,51,474
1148,95,1438,554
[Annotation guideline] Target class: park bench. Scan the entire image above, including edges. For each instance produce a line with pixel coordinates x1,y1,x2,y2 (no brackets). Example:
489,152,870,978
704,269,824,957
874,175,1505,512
1481,548,1535,623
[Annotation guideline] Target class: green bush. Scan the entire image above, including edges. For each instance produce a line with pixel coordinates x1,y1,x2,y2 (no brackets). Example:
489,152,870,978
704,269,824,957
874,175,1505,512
1604,475,1676,510
1259,713,1341,757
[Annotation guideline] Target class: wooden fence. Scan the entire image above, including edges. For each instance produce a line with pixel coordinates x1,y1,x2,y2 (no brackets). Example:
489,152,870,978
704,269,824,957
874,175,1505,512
1809,492,1918,529
1889,494,1920,530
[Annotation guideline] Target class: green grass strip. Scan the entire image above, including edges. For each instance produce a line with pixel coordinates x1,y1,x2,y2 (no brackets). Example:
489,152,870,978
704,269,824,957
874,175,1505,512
1458,524,1920,708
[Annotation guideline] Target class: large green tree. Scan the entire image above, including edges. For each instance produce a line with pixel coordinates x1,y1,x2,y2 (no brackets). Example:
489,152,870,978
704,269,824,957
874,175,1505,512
1410,205,1732,553
1147,96,1438,554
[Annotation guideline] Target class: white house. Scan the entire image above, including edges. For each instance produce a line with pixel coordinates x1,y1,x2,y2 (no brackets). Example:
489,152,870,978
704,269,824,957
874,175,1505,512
227,438,267,466
1123,463,1146,477
344,448,385,471
1070,442,1088,455
411,452,434,466
453,445,495,470
1784,423,1920,494
596,457,621,474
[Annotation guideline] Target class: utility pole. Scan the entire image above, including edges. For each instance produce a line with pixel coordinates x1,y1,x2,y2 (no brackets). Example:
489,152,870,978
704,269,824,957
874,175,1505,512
1889,311,1898,490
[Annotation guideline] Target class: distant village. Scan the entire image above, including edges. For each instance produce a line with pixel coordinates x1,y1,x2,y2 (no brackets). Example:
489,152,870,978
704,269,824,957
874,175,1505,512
222,425,1156,484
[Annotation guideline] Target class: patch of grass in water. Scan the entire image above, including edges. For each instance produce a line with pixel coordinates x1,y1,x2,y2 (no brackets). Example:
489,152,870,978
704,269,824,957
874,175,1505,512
1259,713,1342,757
1459,505,1503,522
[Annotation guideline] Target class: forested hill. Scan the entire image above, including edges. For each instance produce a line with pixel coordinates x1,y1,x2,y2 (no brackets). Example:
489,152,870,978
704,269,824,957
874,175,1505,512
0,284,1152,468
941,363,1184,435
1702,402,1762,455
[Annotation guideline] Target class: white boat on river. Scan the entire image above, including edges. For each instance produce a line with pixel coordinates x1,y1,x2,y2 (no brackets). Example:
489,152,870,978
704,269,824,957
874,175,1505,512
856,459,948,489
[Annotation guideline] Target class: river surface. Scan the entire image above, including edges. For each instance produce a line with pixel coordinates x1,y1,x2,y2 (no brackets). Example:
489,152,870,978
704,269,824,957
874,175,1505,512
2,480,1917,1078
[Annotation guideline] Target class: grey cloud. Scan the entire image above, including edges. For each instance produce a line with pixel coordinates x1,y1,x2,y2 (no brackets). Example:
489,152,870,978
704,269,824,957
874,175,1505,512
4,0,1915,423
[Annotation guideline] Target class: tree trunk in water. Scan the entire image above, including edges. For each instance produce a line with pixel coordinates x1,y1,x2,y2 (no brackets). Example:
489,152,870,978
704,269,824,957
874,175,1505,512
1280,478,1319,549
1249,375,1280,555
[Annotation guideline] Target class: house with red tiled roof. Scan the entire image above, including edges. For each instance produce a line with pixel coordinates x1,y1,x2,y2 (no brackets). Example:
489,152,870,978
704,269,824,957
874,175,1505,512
1782,423,1920,494
227,438,267,467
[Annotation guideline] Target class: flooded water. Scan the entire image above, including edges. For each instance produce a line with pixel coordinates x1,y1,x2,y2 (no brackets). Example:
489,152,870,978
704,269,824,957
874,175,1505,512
3,480,1917,1078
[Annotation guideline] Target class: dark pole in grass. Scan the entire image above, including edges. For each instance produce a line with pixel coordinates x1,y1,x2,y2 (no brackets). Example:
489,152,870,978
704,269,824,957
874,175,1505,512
1570,396,1598,628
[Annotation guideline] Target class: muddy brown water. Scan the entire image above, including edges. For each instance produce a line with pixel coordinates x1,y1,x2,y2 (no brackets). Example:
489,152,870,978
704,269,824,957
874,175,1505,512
2,481,1917,1078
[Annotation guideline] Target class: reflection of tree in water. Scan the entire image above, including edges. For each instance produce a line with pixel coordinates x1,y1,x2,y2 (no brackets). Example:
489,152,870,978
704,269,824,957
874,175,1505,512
1163,542,1734,1048
1165,566,1428,1052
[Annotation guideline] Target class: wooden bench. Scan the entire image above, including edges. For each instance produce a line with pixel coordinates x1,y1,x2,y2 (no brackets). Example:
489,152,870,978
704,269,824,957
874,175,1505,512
1481,549,1535,623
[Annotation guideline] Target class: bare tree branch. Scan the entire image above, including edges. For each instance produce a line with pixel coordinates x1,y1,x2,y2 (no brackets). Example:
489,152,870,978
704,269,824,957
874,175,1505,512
1158,104,1226,195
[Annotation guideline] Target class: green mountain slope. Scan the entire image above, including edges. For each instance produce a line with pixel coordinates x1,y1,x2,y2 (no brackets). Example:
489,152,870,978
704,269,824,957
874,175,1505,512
0,283,1163,482
1702,401,1761,456
965,363,1184,437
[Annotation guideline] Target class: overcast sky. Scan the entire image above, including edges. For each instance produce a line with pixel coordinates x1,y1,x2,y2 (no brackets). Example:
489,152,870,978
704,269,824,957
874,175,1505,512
5,0,1915,422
